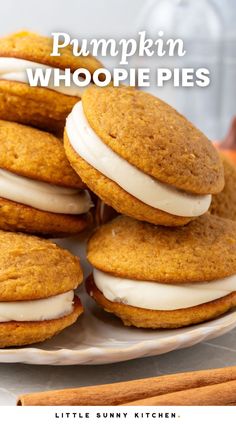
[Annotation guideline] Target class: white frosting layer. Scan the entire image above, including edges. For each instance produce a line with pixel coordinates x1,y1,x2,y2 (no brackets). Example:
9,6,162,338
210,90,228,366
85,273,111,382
0,57,91,97
66,102,211,217
0,168,92,214
93,269,236,310
0,291,74,322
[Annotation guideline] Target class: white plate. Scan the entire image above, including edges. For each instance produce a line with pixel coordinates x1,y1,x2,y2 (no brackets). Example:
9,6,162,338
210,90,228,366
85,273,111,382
0,234,236,365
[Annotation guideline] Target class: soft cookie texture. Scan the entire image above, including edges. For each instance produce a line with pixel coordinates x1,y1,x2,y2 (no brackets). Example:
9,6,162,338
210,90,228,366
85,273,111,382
0,31,100,74
0,120,84,187
0,230,83,301
86,215,236,328
0,31,102,134
82,87,224,194
0,197,89,238
210,154,236,221
87,214,236,283
0,231,83,347
0,81,78,136
0,120,91,237
65,87,224,226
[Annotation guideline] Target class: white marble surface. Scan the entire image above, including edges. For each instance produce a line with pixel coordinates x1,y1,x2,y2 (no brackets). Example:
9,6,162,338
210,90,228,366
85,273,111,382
0,327,236,405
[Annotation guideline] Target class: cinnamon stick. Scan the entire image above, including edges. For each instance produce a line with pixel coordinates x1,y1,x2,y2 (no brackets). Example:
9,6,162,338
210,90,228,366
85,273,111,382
18,366,236,406
124,380,236,406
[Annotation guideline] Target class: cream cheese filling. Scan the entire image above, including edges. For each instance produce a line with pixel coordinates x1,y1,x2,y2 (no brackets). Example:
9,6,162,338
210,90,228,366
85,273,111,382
0,168,92,214
0,57,91,97
93,269,236,310
66,101,211,218
0,291,74,322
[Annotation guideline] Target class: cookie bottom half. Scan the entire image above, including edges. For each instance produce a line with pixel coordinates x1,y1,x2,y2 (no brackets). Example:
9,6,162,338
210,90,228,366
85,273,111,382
86,275,236,329
0,196,91,237
0,296,83,348
64,133,193,227
0,80,79,135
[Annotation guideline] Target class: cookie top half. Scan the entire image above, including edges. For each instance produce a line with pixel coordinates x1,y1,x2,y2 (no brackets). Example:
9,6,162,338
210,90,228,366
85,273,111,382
0,120,84,188
87,214,236,283
0,31,102,75
82,87,224,195
0,230,83,301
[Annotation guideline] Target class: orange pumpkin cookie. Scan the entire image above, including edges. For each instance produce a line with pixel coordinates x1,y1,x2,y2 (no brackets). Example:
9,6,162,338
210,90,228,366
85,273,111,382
0,31,102,134
65,87,224,226
86,215,236,328
0,230,83,347
210,154,236,221
0,120,93,237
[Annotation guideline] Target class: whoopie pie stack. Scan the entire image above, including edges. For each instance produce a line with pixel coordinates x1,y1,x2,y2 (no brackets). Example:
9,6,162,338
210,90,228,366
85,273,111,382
0,29,234,342
64,86,236,329
0,30,103,347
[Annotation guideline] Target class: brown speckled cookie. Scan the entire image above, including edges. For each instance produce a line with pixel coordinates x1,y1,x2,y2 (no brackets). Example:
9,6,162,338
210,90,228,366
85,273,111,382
0,297,83,348
86,214,236,328
64,133,192,226
65,87,224,226
0,120,83,188
0,197,90,237
87,214,236,283
0,230,83,301
0,31,101,74
0,231,83,346
210,154,236,221
0,80,78,135
0,120,91,237
82,87,224,194
0,31,102,134
86,276,236,329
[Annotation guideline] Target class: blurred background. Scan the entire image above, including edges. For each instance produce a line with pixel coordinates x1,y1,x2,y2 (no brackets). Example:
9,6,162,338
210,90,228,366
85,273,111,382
0,0,235,140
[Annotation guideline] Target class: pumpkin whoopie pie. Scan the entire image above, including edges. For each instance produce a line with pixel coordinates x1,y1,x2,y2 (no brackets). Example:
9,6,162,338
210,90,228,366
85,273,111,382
0,31,102,134
0,120,93,237
210,154,236,221
86,214,236,329
0,231,83,347
65,87,224,226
